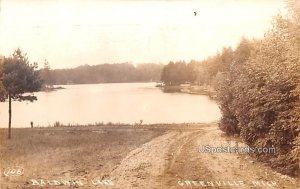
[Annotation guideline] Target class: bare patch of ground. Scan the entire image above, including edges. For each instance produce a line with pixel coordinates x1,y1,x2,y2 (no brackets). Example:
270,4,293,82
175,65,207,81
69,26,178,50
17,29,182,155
162,125,299,189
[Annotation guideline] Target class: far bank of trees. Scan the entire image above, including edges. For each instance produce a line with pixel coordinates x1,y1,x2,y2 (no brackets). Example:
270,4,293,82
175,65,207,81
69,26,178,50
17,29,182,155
40,63,164,85
161,61,197,86
160,46,235,86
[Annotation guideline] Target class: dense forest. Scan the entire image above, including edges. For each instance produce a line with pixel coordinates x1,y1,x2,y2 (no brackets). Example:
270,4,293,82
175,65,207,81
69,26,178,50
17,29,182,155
216,2,300,176
40,63,163,85
160,47,234,86
160,1,300,176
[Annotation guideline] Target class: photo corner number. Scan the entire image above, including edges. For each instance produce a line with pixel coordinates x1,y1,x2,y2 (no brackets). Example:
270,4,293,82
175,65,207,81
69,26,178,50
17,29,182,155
3,166,24,177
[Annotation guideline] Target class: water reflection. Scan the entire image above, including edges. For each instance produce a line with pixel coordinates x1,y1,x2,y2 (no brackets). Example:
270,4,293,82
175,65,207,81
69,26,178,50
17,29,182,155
0,83,221,127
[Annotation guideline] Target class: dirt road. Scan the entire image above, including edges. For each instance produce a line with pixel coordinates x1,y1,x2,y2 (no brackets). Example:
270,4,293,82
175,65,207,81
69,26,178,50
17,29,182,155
110,124,299,189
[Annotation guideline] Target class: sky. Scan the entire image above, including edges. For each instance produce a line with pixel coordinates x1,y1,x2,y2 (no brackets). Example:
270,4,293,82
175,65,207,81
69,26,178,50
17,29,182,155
0,0,286,69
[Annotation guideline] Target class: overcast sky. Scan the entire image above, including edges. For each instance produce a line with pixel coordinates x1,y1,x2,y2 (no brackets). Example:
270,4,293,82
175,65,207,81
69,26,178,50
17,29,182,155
0,0,286,69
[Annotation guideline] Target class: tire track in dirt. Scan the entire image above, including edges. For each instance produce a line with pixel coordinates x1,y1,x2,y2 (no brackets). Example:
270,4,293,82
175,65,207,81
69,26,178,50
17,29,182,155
165,125,299,189
195,126,298,188
109,125,299,189
110,131,198,189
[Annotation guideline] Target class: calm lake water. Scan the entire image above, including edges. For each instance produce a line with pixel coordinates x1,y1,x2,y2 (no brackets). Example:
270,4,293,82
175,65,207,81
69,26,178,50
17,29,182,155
0,83,221,128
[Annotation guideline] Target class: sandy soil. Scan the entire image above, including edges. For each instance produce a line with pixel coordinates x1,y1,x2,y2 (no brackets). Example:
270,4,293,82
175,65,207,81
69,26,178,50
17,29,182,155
0,124,299,189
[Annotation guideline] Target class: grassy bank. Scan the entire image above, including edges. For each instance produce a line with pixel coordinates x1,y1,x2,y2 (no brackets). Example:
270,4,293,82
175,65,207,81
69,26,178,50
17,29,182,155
0,125,165,188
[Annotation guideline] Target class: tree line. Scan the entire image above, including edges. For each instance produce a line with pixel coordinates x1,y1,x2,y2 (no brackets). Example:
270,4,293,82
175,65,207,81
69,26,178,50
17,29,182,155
40,63,164,85
160,46,234,86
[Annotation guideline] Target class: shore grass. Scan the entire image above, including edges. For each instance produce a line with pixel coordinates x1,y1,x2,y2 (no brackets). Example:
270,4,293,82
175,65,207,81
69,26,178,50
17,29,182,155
0,125,166,188
26,121,210,128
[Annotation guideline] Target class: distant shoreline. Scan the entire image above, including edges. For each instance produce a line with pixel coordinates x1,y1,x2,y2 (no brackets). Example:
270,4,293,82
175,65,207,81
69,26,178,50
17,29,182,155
158,84,217,99
54,81,159,85
41,86,65,92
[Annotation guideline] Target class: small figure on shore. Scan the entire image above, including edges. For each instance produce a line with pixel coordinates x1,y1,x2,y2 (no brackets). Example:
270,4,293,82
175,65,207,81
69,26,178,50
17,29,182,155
134,120,143,128
30,121,33,128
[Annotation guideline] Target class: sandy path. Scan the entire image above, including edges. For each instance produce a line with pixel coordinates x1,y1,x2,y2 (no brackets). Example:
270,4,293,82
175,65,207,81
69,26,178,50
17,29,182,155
189,126,298,189
110,131,196,189
110,125,299,189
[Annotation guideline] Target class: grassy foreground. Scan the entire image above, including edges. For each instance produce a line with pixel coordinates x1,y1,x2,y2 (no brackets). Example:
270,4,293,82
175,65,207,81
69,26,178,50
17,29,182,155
0,125,166,188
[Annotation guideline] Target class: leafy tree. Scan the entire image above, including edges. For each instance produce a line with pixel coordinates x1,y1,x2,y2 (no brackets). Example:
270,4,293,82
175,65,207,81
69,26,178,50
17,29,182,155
40,59,53,87
216,38,254,135
161,62,176,85
186,61,199,84
233,38,254,64
219,47,234,72
201,54,222,82
161,61,201,86
0,48,43,139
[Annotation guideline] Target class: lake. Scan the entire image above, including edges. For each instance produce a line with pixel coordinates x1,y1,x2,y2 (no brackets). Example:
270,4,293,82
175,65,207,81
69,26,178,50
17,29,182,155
0,83,221,128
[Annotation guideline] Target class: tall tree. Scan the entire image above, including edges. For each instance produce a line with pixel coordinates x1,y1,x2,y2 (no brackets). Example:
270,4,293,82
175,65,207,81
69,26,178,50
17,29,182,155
41,59,53,87
0,48,43,139
219,47,234,72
